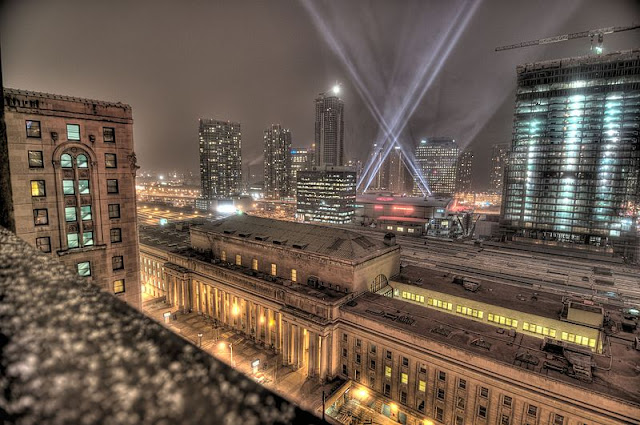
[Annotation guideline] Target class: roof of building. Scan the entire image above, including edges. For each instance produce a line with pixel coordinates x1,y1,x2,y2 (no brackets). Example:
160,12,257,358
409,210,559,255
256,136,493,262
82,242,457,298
357,194,451,208
138,222,193,252
3,88,131,109
377,216,430,223
517,48,640,72
342,291,640,407
193,214,397,262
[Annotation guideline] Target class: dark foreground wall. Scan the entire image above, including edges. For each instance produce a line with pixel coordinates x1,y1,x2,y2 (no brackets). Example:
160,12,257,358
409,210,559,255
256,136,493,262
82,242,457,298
0,227,322,425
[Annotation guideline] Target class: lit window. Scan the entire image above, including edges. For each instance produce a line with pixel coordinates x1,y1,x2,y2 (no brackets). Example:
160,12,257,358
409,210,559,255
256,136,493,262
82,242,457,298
78,180,90,194
67,233,79,248
80,205,92,221
385,366,391,378
221,250,226,261
66,124,80,141
64,207,77,222
28,151,44,168
252,258,258,270
291,269,297,282
63,180,75,195
396,226,404,232
33,209,48,226
77,261,91,277
77,154,88,168
26,120,41,138
235,254,242,266
31,180,46,197
401,372,408,384
60,154,73,168
418,380,426,392
113,279,125,294
83,231,94,246
105,153,117,168
271,263,277,276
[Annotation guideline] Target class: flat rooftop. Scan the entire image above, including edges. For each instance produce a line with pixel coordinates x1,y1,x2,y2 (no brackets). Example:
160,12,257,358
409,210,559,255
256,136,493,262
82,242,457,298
342,292,640,406
194,215,397,262
395,265,567,321
357,194,451,208
4,87,131,109
138,223,192,252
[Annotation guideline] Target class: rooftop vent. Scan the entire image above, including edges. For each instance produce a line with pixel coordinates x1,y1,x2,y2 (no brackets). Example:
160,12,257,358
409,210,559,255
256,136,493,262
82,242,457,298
397,316,415,325
431,325,452,337
238,232,251,238
254,235,269,241
272,239,287,245
223,230,235,235
471,338,491,350
383,233,396,246
463,281,480,292
327,238,345,251
292,243,308,250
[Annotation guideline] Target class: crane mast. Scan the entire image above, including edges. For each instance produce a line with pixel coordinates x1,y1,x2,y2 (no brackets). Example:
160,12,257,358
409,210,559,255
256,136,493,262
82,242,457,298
495,24,640,53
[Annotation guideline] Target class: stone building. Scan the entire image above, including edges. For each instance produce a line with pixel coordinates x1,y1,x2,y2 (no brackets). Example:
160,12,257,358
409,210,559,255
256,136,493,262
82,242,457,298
3,88,140,308
139,216,640,425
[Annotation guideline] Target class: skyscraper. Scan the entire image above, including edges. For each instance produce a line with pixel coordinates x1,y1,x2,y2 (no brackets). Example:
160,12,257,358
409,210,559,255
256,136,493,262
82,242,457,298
455,150,474,193
3,88,140,308
415,138,460,196
388,146,414,195
314,89,344,166
489,143,509,195
290,147,313,192
296,165,356,224
263,124,292,199
501,49,640,262
199,119,242,200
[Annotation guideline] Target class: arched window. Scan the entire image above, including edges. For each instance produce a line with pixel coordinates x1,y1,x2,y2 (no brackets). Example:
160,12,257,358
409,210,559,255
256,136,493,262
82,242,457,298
77,154,88,168
61,153,73,168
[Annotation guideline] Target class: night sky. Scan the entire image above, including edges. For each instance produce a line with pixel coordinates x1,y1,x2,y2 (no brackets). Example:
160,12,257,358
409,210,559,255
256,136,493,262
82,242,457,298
2,0,639,189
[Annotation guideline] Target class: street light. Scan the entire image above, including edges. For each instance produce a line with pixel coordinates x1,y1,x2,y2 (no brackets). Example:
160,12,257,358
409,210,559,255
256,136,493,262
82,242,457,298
197,332,203,347
163,312,171,323
219,342,233,365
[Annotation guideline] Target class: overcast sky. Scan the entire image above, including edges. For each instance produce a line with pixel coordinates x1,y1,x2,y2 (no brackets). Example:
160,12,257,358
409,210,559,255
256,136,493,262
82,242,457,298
2,0,639,189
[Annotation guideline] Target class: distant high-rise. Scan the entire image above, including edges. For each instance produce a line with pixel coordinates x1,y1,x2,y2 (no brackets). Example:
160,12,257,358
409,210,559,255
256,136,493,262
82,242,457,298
263,124,292,199
199,119,242,199
455,150,474,193
369,144,389,191
502,49,640,262
415,138,459,196
388,146,414,195
290,147,313,192
315,90,344,166
489,143,509,195
296,165,356,224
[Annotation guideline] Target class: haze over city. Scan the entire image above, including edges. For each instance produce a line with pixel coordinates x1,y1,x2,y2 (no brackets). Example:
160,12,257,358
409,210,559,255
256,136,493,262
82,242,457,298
2,0,638,188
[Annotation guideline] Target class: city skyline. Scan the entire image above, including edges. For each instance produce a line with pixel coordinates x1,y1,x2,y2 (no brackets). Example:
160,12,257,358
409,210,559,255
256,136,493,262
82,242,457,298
2,1,638,190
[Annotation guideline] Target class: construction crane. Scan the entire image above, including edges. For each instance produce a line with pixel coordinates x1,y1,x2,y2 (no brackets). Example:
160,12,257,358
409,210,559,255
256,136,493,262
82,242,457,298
495,24,640,54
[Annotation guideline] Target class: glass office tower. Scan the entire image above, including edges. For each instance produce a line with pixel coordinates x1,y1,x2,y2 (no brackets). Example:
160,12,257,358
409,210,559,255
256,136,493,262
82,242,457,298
502,49,640,261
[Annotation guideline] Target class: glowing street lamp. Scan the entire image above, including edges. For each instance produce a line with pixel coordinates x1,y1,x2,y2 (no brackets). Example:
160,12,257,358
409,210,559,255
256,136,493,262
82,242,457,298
197,332,203,347
219,342,233,365
356,388,368,400
332,84,341,95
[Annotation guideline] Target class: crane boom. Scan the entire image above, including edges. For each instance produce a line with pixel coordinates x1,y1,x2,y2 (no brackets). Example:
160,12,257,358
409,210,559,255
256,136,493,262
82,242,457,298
495,24,640,52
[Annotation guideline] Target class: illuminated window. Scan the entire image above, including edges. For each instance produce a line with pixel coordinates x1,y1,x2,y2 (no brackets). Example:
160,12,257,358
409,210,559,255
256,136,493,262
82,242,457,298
408,228,415,233
291,269,297,282
82,231,94,246
67,233,79,248
80,205,92,221
221,250,226,261
252,258,258,270
113,279,125,294
401,373,408,384
385,366,391,378
31,180,46,197
235,254,242,266
386,226,393,230
77,154,88,168
66,124,80,141
418,380,426,392
396,227,404,232
77,261,91,277
64,207,76,222
271,263,277,276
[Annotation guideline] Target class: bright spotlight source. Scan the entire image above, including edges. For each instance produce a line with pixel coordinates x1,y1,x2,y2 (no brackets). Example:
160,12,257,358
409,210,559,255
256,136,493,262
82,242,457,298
332,84,341,95
357,388,368,399
216,204,236,214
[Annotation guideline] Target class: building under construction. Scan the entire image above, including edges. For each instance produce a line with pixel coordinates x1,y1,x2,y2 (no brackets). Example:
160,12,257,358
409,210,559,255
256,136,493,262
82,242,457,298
501,49,640,262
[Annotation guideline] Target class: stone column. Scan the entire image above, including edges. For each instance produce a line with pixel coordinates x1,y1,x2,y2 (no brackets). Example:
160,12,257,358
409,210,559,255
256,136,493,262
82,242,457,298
275,312,282,353
308,331,317,378
282,320,290,365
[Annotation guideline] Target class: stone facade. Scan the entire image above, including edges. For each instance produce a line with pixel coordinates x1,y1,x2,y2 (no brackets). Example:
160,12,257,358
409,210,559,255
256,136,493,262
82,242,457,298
3,88,140,308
